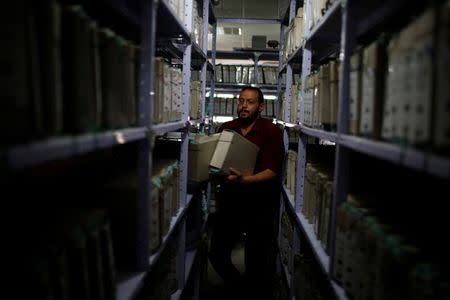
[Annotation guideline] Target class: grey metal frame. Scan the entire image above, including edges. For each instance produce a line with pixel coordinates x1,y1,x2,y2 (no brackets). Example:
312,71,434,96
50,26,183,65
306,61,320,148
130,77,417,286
208,22,217,124
2,1,217,299
136,0,216,299
136,0,158,272
278,1,450,300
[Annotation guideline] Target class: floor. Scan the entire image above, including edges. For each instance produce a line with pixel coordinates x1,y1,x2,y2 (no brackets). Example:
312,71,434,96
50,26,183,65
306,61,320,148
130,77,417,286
199,239,246,300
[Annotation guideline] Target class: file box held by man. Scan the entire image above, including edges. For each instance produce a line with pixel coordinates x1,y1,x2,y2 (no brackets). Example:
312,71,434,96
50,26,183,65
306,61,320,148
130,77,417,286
188,133,220,182
209,129,260,176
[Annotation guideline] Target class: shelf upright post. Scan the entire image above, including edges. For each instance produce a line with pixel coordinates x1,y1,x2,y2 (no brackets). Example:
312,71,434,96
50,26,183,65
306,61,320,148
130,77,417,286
276,24,285,120
208,22,217,130
200,0,210,122
177,0,194,292
283,0,296,123
286,1,297,298
274,22,285,119
182,2,211,299
330,0,356,270
296,0,312,213
201,0,212,212
254,53,259,85
285,68,293,123
136,0,159,270
293,2,311,296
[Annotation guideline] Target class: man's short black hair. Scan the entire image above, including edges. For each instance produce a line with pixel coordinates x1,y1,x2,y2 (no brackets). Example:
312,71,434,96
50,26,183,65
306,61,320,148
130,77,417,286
240,86,264,103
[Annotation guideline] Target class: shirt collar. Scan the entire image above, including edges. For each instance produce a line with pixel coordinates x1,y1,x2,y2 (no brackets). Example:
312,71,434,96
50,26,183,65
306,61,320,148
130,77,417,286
230,116,263,133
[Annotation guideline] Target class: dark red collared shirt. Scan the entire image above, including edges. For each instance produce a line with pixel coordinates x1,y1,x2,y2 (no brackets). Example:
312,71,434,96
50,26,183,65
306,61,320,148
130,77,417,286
218,117,285,178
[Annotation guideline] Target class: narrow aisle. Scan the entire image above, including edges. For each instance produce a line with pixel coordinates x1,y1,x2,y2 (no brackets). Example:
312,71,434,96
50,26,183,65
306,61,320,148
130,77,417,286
198,234,283,299
200,231,246,300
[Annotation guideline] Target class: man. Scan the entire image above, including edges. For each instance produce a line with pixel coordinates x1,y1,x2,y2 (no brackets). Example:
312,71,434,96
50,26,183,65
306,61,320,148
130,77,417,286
208,86,285,299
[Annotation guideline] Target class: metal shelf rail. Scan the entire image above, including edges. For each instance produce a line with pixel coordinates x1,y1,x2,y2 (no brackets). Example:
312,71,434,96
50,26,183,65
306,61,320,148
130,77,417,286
6,127,148,170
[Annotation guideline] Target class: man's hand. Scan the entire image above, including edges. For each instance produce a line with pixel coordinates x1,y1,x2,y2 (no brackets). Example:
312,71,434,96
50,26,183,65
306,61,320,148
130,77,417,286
226,167,243,184
225,167,276,184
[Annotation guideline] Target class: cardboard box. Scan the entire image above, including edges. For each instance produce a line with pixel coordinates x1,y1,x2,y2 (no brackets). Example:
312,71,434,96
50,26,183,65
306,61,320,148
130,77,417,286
170,67,182,122
349,50,362,135
359,40,386,140
319,64,331,125
289,150,297,194
304,76,314,126
188,134,220,182
382,36,400,141
290,84,299,123
154,57,164,124
329,60,339,127
209,130,259,176
162,63,172,123
434,2,450,150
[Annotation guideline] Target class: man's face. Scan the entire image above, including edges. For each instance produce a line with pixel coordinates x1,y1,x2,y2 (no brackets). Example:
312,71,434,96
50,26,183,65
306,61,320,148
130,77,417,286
237,89,264,124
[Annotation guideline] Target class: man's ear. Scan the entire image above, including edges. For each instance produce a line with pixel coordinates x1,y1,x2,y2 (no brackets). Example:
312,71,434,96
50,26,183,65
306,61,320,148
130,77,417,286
258,102,265,113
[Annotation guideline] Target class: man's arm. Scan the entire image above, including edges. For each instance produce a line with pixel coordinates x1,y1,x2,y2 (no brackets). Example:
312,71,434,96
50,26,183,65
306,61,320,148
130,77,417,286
226,167,277,184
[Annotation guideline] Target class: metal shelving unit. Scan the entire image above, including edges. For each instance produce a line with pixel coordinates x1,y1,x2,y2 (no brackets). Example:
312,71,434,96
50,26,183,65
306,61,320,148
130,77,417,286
282,186,329,274
279,0,450,300
207,49,281,95
2,1,216,300
206,25,281,119
149,194,194,267
305,0,341,64
157,1,192,41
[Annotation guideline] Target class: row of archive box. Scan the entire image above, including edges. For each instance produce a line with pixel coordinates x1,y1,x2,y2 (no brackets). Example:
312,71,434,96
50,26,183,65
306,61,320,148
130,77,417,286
288,156,334,256
278,74,311,124
191,0,205,48
297,2,449,155
213,97,276,118
278,206,335,300
19,209,116,300
166,0,186,27
346,4,448,153
287,153,450,300
149,159,181,254
163,0,206,59
138,238,178,300
215,64,279,85
332,194,450,300
153,59,204,123
190,80,202,120
305,0,338,33
286,147,334,256
2,2,140,145
282,6,303,64
153,58,183,124
303,61,339,131
282,0,338,64
102,158,181,262
280,210,295,276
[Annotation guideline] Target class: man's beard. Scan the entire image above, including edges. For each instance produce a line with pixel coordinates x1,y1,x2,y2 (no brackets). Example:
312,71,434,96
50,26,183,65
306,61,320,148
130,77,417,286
238,108,259,125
